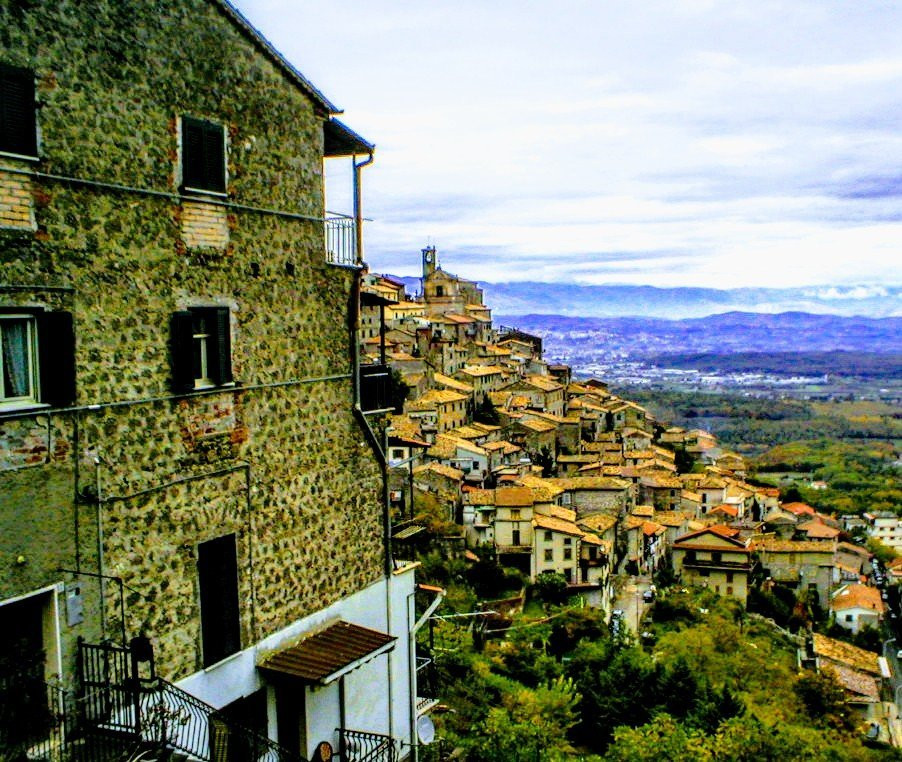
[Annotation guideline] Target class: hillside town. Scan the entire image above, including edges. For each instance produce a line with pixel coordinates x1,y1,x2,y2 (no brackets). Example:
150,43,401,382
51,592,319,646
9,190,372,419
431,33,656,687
365,247,902,750
0,2,899,761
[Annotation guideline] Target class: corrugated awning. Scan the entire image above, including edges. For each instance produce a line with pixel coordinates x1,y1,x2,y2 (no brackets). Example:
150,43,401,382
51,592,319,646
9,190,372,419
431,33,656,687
258,621,396,684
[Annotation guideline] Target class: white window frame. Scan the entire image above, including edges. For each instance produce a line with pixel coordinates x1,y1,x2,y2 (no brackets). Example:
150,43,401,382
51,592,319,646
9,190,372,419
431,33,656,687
192,313,213,389
0,314,39,409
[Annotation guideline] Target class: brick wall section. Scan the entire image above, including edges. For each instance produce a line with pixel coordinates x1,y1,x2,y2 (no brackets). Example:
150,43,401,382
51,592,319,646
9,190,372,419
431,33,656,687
181,198,229,250
0,163,36,230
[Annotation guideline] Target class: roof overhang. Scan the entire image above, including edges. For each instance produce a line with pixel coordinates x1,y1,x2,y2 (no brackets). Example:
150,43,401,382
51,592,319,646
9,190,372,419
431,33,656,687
257,620,396,685
324,118,375,157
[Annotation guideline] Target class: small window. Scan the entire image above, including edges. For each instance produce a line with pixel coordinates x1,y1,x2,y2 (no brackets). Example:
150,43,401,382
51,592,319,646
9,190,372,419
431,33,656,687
198,534,240,667
0,63,37,157
563,547,572,561
563,537,572,545
699,570,709,577
0,311,75,410
436,286,444,297
512,529,521,546
181,116,226,193
170,307,232,392
726,572,734,583
726,586,733,595
544,531,553,542
711,552,722,564
544,548,553,562
510,509,521,520
845,614,853,623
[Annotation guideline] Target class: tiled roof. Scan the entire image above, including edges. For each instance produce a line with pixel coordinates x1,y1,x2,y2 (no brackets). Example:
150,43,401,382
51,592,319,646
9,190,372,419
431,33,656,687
548,505,578,522
414,462,464,481
578,514,618,534
433,373,474,394
632,505,655,518
709,504,739,517
783,502,817,516
757,539,836,554
823,664,880,702
258,621,395,683
534,513,582,536
545,477,631,490
812,633,883,676
516,474,565,501
831,583,884,614
797,520,841,539
643,520,665,537
495,486,535,507
464,489,495,505
517,418,557,433
523,374,564,392
418,389,469,404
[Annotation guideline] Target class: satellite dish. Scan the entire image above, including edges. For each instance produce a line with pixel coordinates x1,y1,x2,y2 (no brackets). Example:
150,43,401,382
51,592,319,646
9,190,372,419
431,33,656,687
417,715,436,745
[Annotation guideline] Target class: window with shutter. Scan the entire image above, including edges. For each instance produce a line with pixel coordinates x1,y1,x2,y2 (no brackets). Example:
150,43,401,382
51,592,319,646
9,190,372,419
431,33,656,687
181,116,226,193
0,63,37,157
170,307,233,392
197,534,241,667
0,309,75,410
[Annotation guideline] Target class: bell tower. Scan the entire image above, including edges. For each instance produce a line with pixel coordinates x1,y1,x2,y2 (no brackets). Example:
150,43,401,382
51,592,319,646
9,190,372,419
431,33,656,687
422,245,437,280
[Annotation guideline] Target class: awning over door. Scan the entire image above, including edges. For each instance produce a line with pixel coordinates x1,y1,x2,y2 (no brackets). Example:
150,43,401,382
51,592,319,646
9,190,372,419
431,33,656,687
257,620,396,685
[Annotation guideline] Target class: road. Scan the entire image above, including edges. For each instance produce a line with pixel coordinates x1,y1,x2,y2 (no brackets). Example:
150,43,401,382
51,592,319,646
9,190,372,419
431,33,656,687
614,576,652,635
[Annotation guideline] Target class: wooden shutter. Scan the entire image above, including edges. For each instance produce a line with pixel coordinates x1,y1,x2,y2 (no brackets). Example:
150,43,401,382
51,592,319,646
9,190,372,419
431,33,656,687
170,311,195,393
181,117,205,190
197,534,241,667
181,116,225,192
202,121,226,192
0,63,37,156
210,307,232,385
37,311,75,407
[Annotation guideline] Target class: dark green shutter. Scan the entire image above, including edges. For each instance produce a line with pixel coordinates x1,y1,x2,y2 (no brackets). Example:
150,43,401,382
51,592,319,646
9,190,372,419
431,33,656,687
37,311,75,407
203,121,226,192
181,117,205,190
210,307,232,385
170,311,194,393
0,63,37,157
182,116,225,192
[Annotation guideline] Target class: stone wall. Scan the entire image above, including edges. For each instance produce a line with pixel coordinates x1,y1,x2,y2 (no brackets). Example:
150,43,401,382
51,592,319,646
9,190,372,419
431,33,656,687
0,0,384,682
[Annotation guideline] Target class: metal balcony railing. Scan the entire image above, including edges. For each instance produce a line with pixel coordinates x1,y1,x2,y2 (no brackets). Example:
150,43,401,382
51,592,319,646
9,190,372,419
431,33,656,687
0,678,72,762
337,727,398,762
325,217,357,266
415,656,439,714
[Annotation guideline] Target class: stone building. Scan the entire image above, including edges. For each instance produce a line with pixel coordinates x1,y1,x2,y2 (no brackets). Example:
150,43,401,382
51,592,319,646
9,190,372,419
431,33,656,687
0,2,435,759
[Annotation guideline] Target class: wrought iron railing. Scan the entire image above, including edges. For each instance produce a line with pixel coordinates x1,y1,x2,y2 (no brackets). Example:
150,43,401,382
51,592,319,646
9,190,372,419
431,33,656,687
326,217,357,266
0,678,72,762
77,637,303,762
415,656,438,714
144,678,304,762
337,728,398,762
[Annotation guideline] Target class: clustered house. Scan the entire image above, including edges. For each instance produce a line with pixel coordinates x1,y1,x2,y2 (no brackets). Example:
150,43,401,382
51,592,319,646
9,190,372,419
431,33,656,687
0,2,441,760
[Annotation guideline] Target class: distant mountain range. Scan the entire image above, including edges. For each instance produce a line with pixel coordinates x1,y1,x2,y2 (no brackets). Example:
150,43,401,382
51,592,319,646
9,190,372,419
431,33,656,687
495,312,902,356
390,278,901,319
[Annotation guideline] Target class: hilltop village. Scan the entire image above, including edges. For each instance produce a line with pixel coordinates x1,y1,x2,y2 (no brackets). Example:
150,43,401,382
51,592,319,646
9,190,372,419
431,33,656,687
363,247,902,749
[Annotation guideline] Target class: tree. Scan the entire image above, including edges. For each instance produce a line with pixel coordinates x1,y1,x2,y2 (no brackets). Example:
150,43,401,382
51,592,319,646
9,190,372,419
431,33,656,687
794,670,854,732
533,446,555,477
465,677,581,761
474,395,500,425
388,368,410,413
531,572,568,607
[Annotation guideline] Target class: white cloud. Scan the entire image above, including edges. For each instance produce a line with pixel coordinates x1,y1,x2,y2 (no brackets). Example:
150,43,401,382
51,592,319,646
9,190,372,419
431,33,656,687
235,0,902,289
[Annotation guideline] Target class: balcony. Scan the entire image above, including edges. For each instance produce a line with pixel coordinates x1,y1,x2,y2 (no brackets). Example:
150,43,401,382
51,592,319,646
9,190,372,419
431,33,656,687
326,216,358,267
682,557,751,572
416,656,439,715
337,727,398,762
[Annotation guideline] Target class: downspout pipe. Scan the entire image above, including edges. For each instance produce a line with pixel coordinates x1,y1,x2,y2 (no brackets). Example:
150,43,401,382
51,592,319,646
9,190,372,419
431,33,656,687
347,150,397,746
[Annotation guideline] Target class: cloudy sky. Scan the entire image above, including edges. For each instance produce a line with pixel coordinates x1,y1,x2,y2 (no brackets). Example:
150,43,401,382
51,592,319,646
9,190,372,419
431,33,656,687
233,1,902,289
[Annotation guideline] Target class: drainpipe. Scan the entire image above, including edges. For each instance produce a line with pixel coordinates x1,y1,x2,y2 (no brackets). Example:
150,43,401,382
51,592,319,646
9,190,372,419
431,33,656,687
94,456,106,640
353,153,374,266
347,150,397,746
